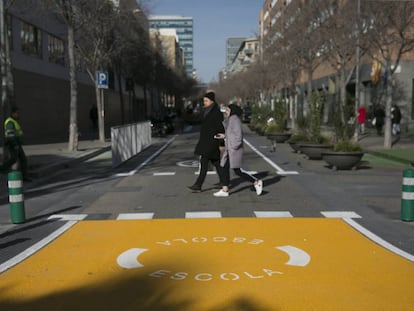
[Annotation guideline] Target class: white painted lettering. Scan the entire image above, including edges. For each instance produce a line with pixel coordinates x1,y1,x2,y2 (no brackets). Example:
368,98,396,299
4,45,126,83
192,237,208,243
249,239,264,245
195,273,213,281
156,240,171,246
244,272,264,279
263,269,283,276
173,238,188,244
221,273,240,281
212,237,227,242
171,272,188,280
233,237,246,243
149,270,171,278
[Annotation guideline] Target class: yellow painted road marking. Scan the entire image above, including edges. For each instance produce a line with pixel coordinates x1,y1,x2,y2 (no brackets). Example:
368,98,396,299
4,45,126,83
0,218,413,310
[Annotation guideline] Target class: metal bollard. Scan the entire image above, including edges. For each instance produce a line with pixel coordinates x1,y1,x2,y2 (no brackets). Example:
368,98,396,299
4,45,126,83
8,171,26,224
401,168,414,221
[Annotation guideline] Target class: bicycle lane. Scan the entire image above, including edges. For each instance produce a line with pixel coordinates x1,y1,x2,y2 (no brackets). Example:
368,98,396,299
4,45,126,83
0,217,413,310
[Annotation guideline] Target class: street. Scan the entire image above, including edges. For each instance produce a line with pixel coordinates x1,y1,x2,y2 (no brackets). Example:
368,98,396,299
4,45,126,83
0,126,413,310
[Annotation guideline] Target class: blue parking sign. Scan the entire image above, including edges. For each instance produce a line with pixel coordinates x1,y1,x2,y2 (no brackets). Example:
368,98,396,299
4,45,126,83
96,71,108,89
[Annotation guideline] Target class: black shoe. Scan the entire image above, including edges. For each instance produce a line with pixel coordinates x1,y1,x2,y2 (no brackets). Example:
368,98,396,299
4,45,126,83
188,184,201,192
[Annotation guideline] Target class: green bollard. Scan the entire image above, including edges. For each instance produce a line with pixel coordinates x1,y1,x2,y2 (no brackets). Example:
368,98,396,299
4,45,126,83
401,168,414,221
8,171,26,224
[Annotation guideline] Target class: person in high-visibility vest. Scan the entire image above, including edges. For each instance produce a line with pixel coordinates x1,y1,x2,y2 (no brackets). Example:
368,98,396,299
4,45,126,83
2,106,30,181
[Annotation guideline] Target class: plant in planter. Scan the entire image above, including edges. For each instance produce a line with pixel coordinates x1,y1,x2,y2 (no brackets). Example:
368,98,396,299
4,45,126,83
322,140,364,170
287,133,309,153
250,104,272,135
297,92,333,159
265,99,292,151
322,106,365,170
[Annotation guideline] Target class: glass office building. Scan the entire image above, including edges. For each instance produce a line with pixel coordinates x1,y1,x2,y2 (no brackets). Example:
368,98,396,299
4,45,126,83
149,15,194,76
226,37,246,70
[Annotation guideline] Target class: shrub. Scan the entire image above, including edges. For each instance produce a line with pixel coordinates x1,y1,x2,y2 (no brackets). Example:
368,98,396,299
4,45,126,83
333,140,363,152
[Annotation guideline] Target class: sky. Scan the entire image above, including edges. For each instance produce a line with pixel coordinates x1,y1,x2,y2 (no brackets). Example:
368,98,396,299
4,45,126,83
147,0,264,83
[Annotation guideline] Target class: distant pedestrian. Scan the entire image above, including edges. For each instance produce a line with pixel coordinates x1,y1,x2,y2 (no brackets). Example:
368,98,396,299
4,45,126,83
391,104,401,135
213,104,263,197
1,107,30,181
188,91,225,192
89,105,98,129
357,105,366,135
373,105,385,136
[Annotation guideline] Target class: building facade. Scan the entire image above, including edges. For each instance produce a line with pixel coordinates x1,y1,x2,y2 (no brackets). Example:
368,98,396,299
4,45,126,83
0,0,152,144
226,37,246,70
149,15,194,77
259,0,414,130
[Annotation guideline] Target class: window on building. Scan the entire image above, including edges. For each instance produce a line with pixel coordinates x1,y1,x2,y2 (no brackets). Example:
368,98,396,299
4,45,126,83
48,34,65,65
20,20,42,58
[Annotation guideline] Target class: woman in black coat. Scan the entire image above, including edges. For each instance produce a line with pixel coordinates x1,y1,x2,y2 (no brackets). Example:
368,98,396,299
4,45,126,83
188,91,225,192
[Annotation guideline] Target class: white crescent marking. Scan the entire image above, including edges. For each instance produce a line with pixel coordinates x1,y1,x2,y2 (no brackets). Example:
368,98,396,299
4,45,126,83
117,248,148,269
276,245,311,267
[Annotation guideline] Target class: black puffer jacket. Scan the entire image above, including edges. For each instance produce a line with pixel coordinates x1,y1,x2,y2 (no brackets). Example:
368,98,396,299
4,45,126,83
194,103,224,159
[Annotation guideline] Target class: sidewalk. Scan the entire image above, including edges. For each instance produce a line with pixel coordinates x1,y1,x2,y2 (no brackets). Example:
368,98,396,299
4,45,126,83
0,139,111,198
359,133,414,165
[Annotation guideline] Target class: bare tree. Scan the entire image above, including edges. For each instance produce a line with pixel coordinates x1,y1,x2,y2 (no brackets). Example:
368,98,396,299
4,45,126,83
75,0,118,142
362,1,414,148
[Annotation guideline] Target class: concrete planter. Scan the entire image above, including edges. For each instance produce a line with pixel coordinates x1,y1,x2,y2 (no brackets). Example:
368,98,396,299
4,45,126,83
322,151,364,170
298,143,333,160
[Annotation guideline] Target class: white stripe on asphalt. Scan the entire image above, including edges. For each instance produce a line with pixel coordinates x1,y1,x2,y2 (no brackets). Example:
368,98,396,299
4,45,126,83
115,135,177,177
48,214,88,221
254,211,293,218
243,138,299,175
153,172,176,176
0,220,81,273
185,212,222,218
343,218,414,263
117,213,154,220
321,211,362,219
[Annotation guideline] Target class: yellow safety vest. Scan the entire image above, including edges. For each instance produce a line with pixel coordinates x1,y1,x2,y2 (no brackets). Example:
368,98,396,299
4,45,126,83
4,117,23,138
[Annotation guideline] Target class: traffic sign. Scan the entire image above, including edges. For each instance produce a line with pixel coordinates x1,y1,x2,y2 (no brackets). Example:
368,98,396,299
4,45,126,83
96,71,108,89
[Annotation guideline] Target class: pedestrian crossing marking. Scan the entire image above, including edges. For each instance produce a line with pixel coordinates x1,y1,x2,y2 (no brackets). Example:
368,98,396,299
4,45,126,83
320,211,362,218
49,211,362,220
117,213,154,220
254,211,293,218
185,212,222,218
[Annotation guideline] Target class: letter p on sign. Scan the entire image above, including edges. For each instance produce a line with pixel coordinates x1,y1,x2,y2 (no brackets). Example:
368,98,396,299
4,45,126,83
96,71,109,89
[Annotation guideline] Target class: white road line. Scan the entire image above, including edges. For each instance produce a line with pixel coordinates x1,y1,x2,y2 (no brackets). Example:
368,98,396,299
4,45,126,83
243,138,299,175
195,171,217,175
117,213,154,220
321,211,362,219
254,211,293,218
115,135,177,177
0,220,79,273
343,218,414,262
153,172,176,176
185,212,222,218
48,214,88,221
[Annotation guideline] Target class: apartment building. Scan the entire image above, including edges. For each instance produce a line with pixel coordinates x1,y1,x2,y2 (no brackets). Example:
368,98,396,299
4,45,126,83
149,15,194,77
2,0,148,144
259,0,414,129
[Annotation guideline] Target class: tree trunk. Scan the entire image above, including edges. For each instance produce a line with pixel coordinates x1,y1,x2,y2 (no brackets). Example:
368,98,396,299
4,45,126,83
67,24,78,151
95,86,105,142
339,68,346,125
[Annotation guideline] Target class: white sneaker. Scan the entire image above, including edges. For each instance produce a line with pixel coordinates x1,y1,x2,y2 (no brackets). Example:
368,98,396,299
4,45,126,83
214,189,229,197
254,180,263,195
